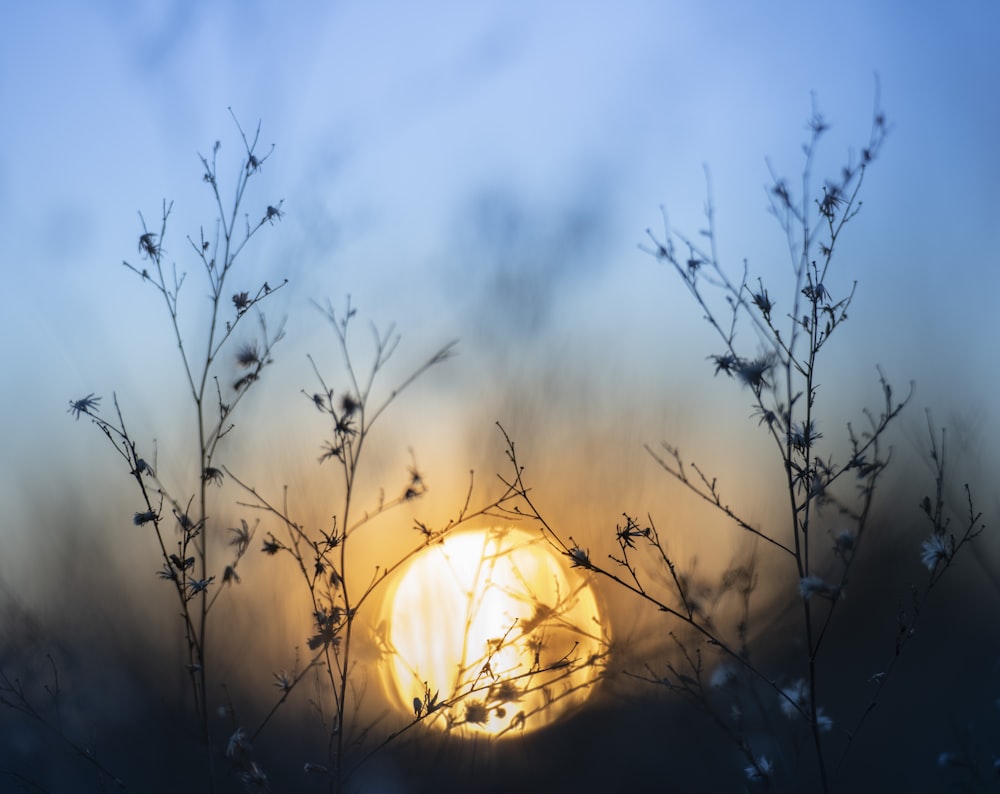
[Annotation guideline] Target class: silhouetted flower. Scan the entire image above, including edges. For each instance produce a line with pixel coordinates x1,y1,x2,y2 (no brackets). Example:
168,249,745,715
616,516,650,548
134,510,157,526
788,420,822,451
261,534,282,555
710,353,739,377
736,357,772,391
333,414,356,437
802,281,830,303
236,342,260,368
229,519,253,555
264,204,283,224
232,291,251,312
750,282,774,319
568,546,591,569
818,184,845,219
138,232,160,260
68,394,101,420
188,576,215,596
464,700,488,724
202,466,224,486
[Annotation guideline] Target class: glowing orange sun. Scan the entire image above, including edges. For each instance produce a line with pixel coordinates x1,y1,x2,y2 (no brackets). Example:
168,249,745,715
376,527,608,736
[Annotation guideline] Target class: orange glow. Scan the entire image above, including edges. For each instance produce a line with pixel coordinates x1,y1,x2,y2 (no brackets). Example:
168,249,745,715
375,527,608,736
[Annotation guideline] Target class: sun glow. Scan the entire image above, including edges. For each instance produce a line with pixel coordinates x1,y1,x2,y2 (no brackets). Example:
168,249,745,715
376,527,608,737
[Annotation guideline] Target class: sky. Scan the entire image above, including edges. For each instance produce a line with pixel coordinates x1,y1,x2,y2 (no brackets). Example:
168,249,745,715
2,1,1000,791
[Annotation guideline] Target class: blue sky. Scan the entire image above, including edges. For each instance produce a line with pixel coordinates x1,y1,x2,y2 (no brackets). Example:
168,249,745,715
2,0,998,573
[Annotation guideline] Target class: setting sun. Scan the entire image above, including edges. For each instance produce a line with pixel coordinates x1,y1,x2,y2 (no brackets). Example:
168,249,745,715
375,527,608,737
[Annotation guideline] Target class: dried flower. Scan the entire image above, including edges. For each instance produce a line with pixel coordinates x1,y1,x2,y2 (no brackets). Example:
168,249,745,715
818,185,845,220
68,394,101,420
273,670,292,694
236,342,260,368
202,466,224,486
735,357,772,391
133,510,157,526
138,232,160,259
339,393,359,416
264,204,283,224
187,576,215,596
261,534,282,555
223,565,241,585
749,280,774,319
568,546,591,569
802,281,830,303
788,419,822,450
229,519,253,555
232,291,251,312
921,534,950,571
710,353,739,377
616,516,650,548
464,700,488,725
319,442,343,463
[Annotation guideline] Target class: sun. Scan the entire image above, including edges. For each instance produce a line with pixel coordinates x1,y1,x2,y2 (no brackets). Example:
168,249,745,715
375,527,608,737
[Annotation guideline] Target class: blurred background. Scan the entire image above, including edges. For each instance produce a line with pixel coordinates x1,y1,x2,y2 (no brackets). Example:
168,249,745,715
2,1,999,791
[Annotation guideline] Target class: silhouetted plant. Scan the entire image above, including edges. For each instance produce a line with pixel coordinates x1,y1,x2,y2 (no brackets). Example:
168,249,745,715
42,111,606,794
63,111,286,788
226,300,607,793
497,92,992,793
